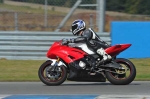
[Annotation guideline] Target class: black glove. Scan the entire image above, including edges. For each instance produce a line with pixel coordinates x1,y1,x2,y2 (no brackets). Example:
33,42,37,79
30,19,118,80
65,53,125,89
62,38,75,45
62,38,69,45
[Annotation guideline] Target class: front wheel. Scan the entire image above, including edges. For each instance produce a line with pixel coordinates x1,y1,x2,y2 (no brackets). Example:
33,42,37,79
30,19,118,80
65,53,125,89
106,58,136,85
38,60,67,86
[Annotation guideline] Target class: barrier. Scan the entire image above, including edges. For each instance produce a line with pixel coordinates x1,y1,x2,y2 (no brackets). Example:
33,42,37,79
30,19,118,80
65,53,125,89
111,21,150,58
0,31,110,60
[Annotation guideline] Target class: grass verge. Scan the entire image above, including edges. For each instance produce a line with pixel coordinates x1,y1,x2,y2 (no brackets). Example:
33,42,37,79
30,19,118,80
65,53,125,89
0,59,45,81
130,58,150,81
0,58,150,81
0,4,65,15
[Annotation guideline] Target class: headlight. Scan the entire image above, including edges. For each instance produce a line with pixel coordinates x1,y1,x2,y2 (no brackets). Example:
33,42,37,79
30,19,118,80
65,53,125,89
79,61,86,69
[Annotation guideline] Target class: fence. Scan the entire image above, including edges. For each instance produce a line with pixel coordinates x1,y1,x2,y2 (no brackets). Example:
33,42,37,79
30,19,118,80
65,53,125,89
1,0,103,32
1,0,150,32
0,31,110,60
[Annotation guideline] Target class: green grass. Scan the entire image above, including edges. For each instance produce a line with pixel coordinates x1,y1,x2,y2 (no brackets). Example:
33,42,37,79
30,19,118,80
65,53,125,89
0,4,65,15
0,58,150,81
0,59,45,81
130,58,150,81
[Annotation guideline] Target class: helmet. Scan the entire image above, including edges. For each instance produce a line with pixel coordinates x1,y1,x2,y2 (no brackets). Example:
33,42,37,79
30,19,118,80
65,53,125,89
71,19,86,35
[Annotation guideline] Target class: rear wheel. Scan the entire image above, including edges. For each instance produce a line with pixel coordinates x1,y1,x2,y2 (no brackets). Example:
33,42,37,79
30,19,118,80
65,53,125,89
106,58,136,85
38,60,67,86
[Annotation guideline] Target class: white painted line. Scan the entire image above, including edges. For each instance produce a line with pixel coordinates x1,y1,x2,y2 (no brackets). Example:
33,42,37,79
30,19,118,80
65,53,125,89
96,95,150,99
0,95,10,99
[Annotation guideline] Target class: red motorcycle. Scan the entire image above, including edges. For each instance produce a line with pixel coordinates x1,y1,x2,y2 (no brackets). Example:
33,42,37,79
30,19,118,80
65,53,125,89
38,40,136,86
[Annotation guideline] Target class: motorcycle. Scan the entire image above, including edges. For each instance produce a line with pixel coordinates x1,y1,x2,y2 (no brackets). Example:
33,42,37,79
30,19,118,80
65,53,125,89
38,39,136,86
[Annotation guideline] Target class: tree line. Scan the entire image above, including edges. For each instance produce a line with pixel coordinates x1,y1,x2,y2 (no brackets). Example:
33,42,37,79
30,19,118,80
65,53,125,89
9,0,150,15
107,0,150,15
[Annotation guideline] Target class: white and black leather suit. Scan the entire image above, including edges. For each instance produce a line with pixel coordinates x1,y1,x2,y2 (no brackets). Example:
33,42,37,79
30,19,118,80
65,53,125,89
71,28,110,53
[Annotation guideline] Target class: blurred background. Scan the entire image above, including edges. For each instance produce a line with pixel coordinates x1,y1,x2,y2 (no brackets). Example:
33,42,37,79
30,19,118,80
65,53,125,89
1,0,150,32
0,0,150,81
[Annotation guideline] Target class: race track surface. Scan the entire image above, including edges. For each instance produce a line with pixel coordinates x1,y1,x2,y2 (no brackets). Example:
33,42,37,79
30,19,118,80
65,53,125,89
0,81,150,99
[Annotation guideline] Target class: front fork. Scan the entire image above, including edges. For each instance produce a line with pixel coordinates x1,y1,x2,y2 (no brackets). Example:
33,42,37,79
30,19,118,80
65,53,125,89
53,57,60,66
46,58,61,73
46,58,62,79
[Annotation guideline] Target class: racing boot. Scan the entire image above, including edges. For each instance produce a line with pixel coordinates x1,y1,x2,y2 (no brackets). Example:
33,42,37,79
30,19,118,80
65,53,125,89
97,48,112,64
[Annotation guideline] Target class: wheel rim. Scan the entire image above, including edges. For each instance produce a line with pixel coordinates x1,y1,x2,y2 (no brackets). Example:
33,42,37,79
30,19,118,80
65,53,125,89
110,61,132,80
41,64,65,82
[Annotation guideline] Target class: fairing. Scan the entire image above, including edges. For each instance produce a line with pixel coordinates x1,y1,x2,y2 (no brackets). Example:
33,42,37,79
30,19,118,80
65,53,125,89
105,44,131,57
47,41,88,64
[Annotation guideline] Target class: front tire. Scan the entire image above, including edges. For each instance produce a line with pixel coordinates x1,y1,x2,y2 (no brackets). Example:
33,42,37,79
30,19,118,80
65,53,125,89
106,58,136,85
38,60,67,86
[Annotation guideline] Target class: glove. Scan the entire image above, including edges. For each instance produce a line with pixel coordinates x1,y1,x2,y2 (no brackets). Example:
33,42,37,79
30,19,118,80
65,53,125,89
62,38,69,45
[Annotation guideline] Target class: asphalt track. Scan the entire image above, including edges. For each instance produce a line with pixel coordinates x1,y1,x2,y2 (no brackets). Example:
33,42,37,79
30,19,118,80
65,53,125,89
0,81,150,99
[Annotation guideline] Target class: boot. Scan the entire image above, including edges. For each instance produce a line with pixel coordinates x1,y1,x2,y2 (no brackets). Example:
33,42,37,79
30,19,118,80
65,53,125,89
97,48,112,63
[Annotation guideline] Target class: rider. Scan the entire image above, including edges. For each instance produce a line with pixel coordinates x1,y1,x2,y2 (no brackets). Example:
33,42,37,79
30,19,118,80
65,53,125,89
62,19,111,67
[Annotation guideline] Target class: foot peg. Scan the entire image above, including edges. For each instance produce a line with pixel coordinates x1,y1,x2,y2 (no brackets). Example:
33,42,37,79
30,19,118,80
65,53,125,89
98,58,111,65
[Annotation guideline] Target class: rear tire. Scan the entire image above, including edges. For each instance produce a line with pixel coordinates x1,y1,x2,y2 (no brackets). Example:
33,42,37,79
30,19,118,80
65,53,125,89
38,60,67,86
106,58,136,85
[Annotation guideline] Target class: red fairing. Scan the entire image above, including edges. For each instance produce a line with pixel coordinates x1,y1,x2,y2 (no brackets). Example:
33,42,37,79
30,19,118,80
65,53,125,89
46,40,88,64
105,44,131,57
